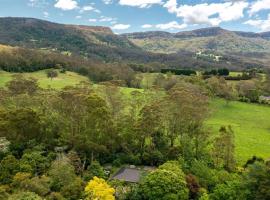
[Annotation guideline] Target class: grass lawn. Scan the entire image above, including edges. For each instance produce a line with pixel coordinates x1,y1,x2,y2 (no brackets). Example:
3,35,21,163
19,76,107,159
229,71,242,77
207,99,270,164
0,70,89,89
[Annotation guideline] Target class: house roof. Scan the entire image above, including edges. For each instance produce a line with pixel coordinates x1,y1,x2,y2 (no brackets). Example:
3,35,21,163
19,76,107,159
111,167,143,183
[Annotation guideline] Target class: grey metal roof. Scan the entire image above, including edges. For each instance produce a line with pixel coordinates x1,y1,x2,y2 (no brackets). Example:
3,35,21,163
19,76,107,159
111,167,142,183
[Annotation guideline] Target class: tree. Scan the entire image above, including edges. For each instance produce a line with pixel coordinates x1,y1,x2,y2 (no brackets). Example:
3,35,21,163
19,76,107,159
244,162,270,200
0,155,19,184
83,161,106,181
48,157,77,191
76,93,114,162
138,101,163,158
186,174,201,200
207,77,235,104
190,160,219,190
263,70,270,95
8,191,42,200
61,177,84,200
136,161,189,200
12,173,51,197
85,176,115,200
162,83,209,161
236,80,260,102
47,70,58,80
0,108,42,144
210,179,248,200
6,75,39,95
19,150,50,175
213,126,235,171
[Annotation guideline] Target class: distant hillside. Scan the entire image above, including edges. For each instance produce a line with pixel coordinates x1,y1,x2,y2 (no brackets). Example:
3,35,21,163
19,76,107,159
0,18,268,70
123,27,270,54
0,17,145,62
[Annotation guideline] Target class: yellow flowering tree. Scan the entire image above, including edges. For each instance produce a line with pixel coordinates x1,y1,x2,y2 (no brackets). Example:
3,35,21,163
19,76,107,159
85,176,115,200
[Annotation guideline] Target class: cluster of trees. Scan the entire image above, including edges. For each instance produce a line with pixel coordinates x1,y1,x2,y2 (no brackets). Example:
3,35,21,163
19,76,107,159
0,46,140,84
161,69,197,76
0,72,269,199
203,68,230,76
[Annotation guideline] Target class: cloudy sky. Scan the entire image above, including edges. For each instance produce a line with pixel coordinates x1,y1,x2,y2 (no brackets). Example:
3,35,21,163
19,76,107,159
1,0,270,33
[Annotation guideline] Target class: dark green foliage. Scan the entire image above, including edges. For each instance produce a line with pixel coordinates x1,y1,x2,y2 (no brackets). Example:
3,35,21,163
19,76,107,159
0,155,19,184
60,177,84,200
161,69,196,76
210,179,249,200
0,108,42,144
19,150,50,175
6,75,39,95
83,161,105,181
213,126,235,171
8,191,42,200
203,68,229,76
135,161,189,200
48,158,77,192
244,162,270,200
47,70,58,80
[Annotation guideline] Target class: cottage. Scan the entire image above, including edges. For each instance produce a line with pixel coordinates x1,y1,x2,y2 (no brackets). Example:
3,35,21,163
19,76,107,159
111,166,156,183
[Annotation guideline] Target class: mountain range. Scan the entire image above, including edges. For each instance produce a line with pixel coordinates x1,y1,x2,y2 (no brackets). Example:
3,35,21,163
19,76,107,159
0,17,269,70
122,27,270,54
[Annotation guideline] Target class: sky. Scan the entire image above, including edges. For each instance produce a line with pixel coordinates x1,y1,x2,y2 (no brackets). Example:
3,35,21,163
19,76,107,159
1,0,270,33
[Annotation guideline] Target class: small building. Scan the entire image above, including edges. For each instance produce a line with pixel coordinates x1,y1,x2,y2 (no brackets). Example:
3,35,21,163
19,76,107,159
260,96,270,104
111,166,156,183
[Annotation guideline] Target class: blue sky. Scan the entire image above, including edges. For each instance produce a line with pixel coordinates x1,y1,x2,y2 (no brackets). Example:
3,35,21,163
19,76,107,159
1,0,270,33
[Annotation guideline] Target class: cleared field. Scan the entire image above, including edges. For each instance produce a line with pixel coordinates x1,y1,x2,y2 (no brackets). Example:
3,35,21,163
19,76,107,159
207,99,270,164
0,70,89,89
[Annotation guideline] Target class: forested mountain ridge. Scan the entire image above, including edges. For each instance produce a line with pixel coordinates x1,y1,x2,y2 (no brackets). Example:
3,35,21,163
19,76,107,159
0,17,269,71
0,17,143,61
122,27,270,54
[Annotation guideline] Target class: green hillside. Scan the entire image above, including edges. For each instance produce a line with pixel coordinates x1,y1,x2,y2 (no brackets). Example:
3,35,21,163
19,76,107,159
0,70,89,89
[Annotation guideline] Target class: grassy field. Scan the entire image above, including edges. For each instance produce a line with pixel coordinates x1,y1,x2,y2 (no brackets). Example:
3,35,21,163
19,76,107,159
0,70,89,89
207,99,270,164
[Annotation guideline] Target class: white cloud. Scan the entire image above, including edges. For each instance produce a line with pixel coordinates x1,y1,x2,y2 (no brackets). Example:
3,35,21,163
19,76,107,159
244,14,270,31
103,0,113,4
43,11,49,18
111,24,131,30
249,0,270,15
164,0,248,26
89,18,97,22
28,0,48,7
119,0,163,8
81,5,94,12
156,21,187,30
99,16,117,22
94,9,101,13
75,15,82,19
79,5,101,14
54,0,78,11
142,24,153,28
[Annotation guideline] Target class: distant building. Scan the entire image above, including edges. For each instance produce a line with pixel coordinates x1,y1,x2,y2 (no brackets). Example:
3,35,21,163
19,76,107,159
260,96,270,101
